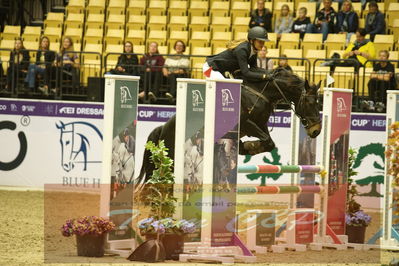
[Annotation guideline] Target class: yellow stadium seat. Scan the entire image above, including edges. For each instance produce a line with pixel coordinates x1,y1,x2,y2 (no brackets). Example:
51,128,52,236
291,65,307,79
389,51,398,61
168,16,189,32
65,27,83,43
373,35,395,54
312,66,330,90
191,47,212,56
231,2,251,21
43,27,62,43
328,50,345,58
358,68,373,97
332,67,355,89
210,16,231,33
86,0,105,15
50,42,60,53
104,43,123,69
44,12,64,29
211,31,232,50
232,16,250,34
210,1,230,18
168,31,189,49
282,49,303,66
297,2,316,21
147,30,168,46
191,46,210,73
66,0,85,15
267,48,280,59
24,41,39,62
305,49,326,66
147,15,168,32
265,32,277,49
301,34,323,58
83,43,102,64
189,16,210,34
22,26,41,42
213,46,226,54
134,45,145,54
64,13,84,31
234,31,247,40
84,28,104,45
2,25,21,40
147,0,167,17
86,13,105,30
127,0,146,16
331,2,339,13
279,33,300,52
126,30,146,45
105,14,125,30
126,15,146,31
189,1,209,18
105,29,125,45
84,43,102,53
107,0,126,16
324,34,346,57
352,2,362,17
158,45,168,54
190,31,211,48
389,19,399,42
168,1,188,17
73,42,81,51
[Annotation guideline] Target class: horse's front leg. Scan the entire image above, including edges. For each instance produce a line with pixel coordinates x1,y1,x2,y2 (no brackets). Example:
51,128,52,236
239,119,275,155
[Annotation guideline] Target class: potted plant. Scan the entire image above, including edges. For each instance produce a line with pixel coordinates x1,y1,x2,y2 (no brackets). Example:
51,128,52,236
345,147,372,243
386,122,399,227
136,140,196,260
61,216,115,257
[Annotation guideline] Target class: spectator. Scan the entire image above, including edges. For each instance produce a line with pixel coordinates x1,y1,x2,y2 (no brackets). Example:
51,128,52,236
139,42,165,101
292,7,311,39
364,1,385,41
342,28,375,70
336,0,359,44
108,41,139,76
367,50,396,111
25,36,55,94
249,0,272,32
56,36,80,93
162,40,190,101
257,46,274,70
306,0,337,42
276,54,293,72
274,4,294,38
6,38,30,91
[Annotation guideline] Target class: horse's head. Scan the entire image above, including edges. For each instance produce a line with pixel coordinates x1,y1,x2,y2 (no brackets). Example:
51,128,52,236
295,80,322,138
56,121,74,172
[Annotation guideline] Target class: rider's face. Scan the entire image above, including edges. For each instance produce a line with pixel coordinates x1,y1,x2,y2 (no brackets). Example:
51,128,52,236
253,40,265,51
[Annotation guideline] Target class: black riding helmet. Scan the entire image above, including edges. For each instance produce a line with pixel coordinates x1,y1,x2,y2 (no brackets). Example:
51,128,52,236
247,26,269,42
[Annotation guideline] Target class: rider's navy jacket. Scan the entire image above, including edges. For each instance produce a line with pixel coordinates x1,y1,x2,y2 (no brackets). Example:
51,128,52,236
206,41,265,80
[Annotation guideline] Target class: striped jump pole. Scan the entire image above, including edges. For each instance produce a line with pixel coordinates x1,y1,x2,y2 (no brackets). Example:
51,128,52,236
238,165,324,174
237,185,324,195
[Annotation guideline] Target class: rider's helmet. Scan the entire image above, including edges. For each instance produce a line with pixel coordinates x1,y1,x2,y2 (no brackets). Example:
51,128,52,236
123,128,129,136
247,26,269,42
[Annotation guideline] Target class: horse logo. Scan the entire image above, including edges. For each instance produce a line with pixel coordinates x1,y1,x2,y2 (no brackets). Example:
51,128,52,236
221,89,234,107
56,121,103,172
120,86,132,104
337,97,347,112
192,90,204,107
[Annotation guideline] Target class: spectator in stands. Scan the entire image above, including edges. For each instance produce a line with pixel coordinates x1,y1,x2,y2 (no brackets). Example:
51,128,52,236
6,38,30,91
306,0,337,42
25,36,55,94
162,40,190,102
56,36,80,92
342,28,375,70
249,0,272,32
291,7,311,39
336,0,359,44
364,1,385,41
139,41,165,101
276,54,293,72
274,4,294,39
367,50,396,112
108,41,139,76
257,46,274,70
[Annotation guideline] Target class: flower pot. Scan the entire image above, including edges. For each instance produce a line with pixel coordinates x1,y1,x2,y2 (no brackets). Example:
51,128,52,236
346,225,366,243
143,233,184,260
76,234,106,257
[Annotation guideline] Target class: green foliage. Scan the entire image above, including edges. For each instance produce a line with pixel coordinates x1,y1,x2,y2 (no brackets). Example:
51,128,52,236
347,147,361,214
145,140,177,220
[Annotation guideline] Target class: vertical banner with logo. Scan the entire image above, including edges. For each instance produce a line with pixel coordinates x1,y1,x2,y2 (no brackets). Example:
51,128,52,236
175,78,206,242
382,90,399,247
201,79,241,247
319,88,352,238
101,75,139,244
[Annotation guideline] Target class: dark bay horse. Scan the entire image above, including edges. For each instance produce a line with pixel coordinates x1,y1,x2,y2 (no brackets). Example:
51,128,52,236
135,69,322,184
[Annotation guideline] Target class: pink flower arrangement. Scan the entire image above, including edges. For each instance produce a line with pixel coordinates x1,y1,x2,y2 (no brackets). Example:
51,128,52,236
61,216,115,237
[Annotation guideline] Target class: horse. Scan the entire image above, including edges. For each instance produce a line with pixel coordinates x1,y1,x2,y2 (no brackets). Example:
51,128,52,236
56,121,103,172
135,68,322,185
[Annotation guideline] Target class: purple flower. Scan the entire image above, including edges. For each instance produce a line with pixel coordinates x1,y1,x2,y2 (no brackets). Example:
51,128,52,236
345,210,371,226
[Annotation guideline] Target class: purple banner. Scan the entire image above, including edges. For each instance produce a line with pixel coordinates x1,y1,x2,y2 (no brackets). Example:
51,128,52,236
350,114,386,131
137,106,175,122
0,99,103,119
267,112,291,128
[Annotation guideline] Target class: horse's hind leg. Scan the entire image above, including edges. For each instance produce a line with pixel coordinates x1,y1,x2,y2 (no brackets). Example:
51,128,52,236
240,119,275,155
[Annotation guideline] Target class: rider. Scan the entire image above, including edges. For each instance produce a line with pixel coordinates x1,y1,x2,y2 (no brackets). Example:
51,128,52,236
203,26,273,81
123,128,135,154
